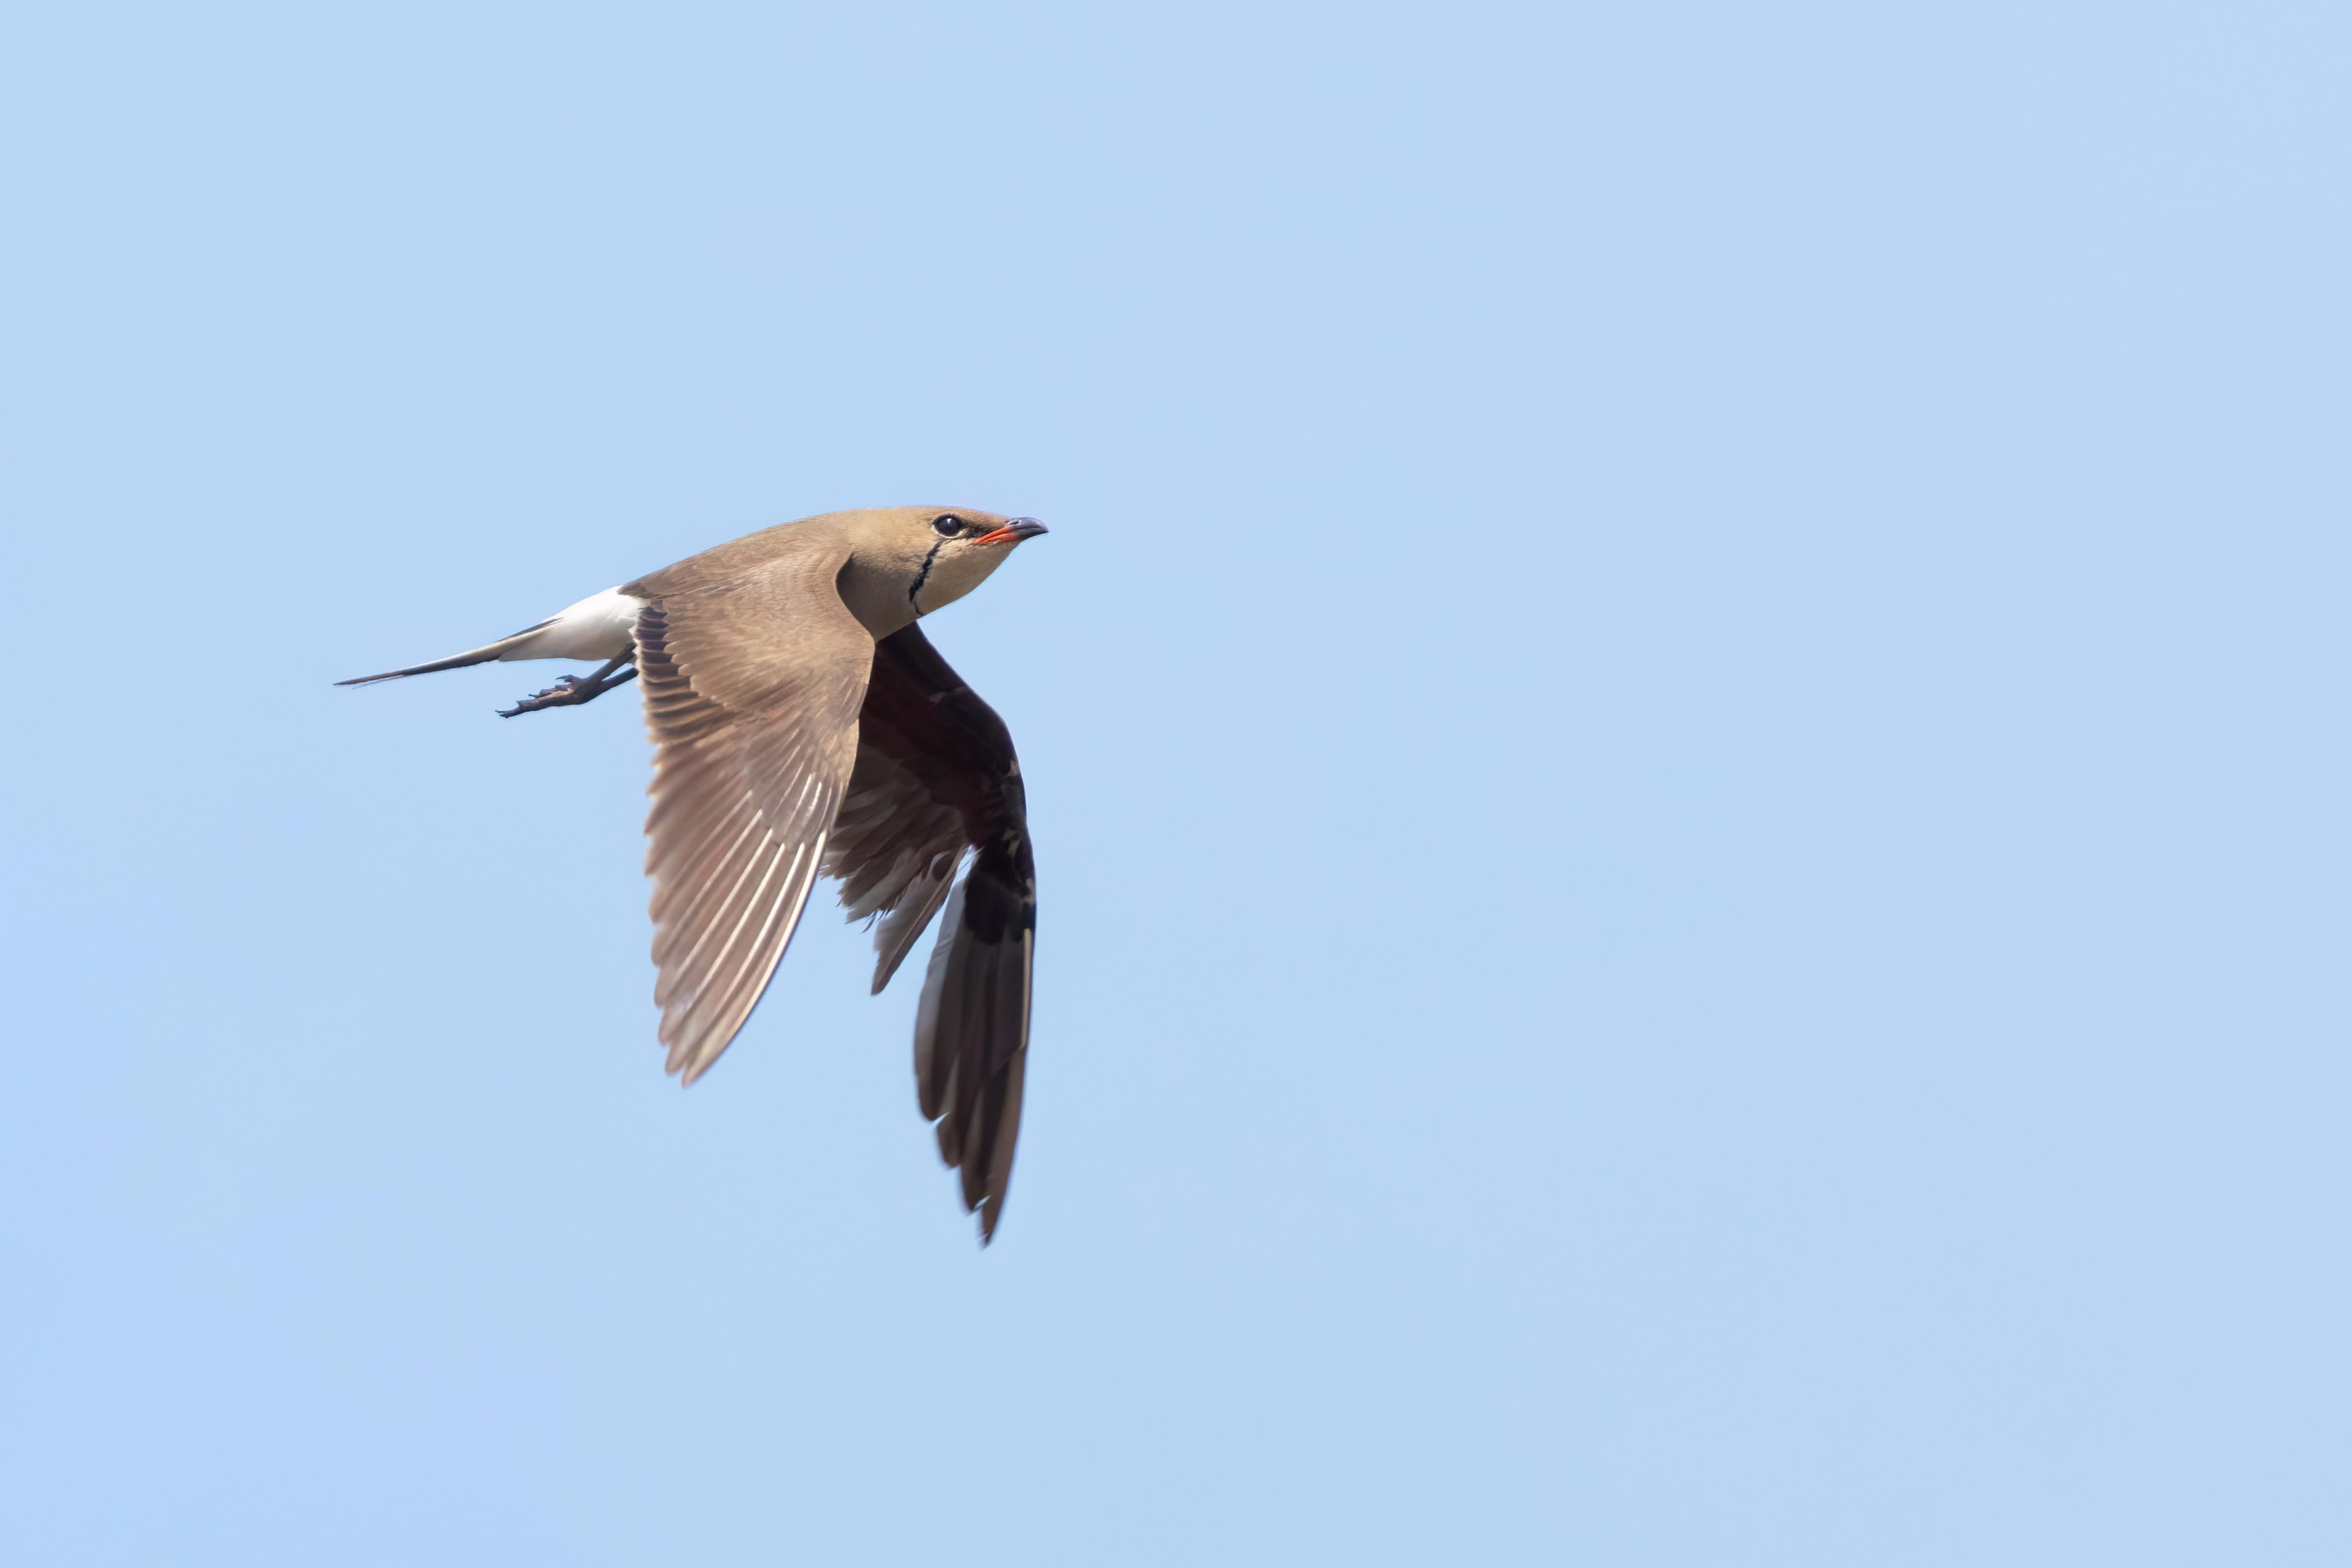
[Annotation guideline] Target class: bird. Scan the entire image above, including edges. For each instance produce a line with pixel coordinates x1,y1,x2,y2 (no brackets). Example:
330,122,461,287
338,507,1050,1243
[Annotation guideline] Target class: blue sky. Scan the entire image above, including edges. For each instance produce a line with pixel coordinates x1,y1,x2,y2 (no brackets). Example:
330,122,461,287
3,2,2347,1563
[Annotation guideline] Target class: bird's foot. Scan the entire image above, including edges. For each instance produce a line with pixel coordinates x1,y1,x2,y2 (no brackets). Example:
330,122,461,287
497,663,637,718
498,676,597,717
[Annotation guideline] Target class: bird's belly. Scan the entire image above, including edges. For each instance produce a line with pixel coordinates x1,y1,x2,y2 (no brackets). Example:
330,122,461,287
504,586,644,662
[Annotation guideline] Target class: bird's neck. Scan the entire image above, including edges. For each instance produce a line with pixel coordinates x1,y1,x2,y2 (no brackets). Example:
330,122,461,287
834,555,925,640
837,546,1002,639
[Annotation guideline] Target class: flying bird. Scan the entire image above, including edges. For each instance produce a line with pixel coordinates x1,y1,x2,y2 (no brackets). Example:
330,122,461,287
340,507,1049,1242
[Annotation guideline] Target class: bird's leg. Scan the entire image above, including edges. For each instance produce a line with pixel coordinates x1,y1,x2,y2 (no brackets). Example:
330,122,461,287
497,655,640,718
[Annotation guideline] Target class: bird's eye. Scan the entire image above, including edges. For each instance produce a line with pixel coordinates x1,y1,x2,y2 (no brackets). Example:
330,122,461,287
931,514,962,536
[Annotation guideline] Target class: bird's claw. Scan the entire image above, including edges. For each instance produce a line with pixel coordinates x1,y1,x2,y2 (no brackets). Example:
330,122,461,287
498,676,593,717
496,662,638,718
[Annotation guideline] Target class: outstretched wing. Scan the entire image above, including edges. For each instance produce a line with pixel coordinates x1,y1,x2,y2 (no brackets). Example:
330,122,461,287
825,624,1037,1243
632,549,874,1084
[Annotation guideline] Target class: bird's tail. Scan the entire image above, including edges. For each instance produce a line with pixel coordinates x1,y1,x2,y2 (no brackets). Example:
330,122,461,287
334,620,557,686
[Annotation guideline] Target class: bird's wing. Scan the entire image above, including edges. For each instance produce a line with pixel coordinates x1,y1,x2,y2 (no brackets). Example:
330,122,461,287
824,623,1036,1243
634,550,874,1084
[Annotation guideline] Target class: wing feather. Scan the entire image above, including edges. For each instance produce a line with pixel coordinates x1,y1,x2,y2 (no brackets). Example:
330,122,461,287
636,558,871,1085
827,623,1037,1242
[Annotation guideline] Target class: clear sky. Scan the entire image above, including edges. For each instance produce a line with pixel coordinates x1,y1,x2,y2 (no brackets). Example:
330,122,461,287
3,2,2346,1563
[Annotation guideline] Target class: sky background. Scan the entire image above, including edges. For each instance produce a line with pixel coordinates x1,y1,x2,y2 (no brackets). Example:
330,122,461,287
3,2,2347,1563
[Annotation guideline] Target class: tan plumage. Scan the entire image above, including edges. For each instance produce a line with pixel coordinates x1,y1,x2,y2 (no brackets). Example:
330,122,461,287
340,506,1048,1242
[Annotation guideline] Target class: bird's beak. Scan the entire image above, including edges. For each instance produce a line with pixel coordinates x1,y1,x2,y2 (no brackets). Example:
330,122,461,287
973,518,1049,547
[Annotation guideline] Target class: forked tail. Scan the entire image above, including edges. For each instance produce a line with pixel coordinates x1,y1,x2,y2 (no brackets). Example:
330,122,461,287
334,620,557,686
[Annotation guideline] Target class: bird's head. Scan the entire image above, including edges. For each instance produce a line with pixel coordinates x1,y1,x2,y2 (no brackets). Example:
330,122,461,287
837,506,1048,631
